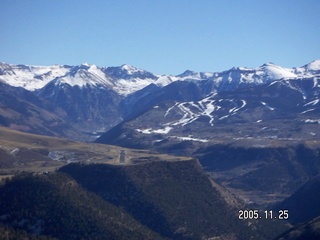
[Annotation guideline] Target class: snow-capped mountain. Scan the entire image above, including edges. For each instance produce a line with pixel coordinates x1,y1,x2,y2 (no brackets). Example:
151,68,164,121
1,60,319,95
0,60,319,141
202,60,320,93
56,64,114,88
103,64,159,95
0,62,71,90
0,62,166,96
95,60,320,148
0,62,155,96
97,76,320,148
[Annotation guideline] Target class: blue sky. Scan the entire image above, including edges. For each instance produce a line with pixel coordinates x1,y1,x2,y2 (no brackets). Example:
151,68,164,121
1,0,320,75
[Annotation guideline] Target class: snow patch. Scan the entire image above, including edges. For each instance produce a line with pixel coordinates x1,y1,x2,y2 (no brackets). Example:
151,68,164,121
136,126,172,134
304,119,320,124
113,77,155,96
301,109,316,114
171,136,209,143
304,99,319,106
229,100,246,113
48,151,77,163
261,101,275,110
219,115,229,120
10,148,20,156
164,102,179,117
155,75,176,86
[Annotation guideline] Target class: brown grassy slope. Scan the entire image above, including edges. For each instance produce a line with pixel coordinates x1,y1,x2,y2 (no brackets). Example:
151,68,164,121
0,126,191,179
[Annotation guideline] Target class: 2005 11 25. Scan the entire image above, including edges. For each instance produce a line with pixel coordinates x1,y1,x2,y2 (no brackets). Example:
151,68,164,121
238,209,289,220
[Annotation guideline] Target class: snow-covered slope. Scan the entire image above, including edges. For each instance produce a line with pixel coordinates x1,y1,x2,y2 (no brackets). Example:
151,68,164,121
54,64,115,88
0,62,70,90
0,62,158,95
295,60,320,75
103,64,159,95
206,61,320,92
1,61,319,96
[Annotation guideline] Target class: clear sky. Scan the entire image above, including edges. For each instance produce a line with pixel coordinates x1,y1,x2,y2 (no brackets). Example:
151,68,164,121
1,0,320,75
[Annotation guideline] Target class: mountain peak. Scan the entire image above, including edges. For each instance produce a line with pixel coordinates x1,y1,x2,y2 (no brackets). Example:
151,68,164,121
177,70,197,77
260,62,277,67
304,60,320,71
120,64,146,75
121,63,135,70
77,63,92,70
259,62,297,80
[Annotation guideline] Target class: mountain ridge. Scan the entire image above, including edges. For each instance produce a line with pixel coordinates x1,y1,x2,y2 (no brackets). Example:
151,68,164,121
1,60,319,95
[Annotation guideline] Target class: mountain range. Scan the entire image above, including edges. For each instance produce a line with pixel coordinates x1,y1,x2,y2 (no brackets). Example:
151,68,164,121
1,60,319,141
